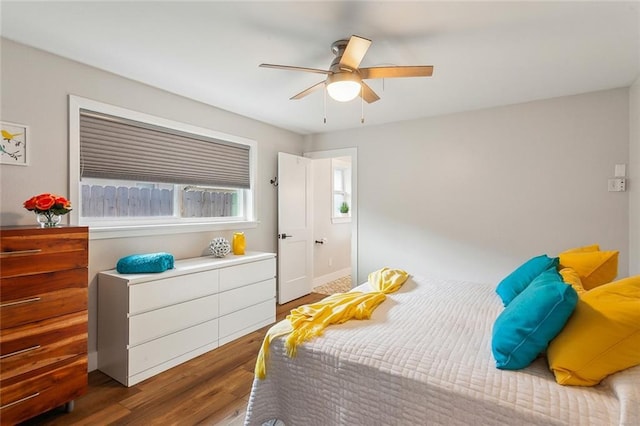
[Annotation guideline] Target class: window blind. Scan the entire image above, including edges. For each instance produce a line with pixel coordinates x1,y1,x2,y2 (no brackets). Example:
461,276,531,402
79,109,251,189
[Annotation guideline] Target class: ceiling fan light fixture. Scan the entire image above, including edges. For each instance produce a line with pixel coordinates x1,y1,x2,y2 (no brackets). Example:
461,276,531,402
326,73,361,102
261,35,434,109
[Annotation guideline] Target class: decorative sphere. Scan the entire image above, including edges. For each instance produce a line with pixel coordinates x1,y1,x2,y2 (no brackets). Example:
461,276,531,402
208,237,231,258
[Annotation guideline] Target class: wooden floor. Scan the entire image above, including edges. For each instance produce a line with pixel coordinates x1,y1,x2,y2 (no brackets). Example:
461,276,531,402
22,292,326,426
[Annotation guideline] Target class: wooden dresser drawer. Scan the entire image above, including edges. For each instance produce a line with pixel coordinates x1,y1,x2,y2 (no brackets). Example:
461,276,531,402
129,294,219,346
1,268,87,329
0,311,87,382
129,270,219,314
0,356,87,425
0,228,88,277
219,258,276,291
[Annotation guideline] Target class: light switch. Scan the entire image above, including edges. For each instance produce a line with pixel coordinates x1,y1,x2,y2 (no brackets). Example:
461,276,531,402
614,164,626,178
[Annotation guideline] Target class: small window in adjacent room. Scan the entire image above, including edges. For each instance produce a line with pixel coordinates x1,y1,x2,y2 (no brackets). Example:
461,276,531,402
69,96,257,236
332,157,351,223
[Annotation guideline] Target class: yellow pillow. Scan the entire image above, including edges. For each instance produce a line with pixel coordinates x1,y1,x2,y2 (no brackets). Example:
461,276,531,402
562,244,600,253
547,275,640,386
558,249,618,290
558,268,586,295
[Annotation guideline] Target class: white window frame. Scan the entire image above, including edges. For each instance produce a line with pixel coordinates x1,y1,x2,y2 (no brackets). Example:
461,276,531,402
331,157,351,224
69,95,258,239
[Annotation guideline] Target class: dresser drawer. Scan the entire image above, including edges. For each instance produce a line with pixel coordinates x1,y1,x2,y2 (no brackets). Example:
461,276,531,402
219,258,275,291
1,269,87,329
0,356,87,425
1,228,88,277
129,293,219,346
0,311,87,381
219,278,275,316
129,318,218,376
219,299,275,340
129,270,219,314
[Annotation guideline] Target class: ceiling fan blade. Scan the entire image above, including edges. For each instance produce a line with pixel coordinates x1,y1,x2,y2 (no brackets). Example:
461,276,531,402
290,81,326,100
359,66,434,80
360,81,380,104
260,63,330,75
339,35,372,70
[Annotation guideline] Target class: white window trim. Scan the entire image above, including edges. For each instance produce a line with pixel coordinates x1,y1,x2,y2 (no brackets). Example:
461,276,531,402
332,216,351,224
68,95,258,239
330,158,351,224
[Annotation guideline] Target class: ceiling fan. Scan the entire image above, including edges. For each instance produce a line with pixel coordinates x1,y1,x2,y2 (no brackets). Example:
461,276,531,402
260,35,434,104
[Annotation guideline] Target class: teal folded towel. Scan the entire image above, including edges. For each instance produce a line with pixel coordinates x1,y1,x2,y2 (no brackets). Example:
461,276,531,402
116,252,174,274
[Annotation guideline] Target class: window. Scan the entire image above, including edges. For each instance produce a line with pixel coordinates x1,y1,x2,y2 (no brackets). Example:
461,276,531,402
332,157,351,222
69,96,257,236
80,180,243,220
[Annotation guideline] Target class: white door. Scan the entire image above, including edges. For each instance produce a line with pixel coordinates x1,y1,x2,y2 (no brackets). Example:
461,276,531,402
277,152,313,304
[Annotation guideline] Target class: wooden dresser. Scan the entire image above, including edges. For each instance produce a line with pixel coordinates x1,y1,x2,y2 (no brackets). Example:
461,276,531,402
0,225,88,425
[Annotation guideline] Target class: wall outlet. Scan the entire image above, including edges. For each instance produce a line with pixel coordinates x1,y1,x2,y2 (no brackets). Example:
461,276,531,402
607,178,626,192
328,258,333,267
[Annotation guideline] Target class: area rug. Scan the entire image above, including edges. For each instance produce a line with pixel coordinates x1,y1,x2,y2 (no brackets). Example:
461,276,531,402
313,275,352,295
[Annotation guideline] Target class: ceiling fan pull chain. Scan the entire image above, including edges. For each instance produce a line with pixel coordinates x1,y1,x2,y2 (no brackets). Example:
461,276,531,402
361,86,365,124
323,86,327,124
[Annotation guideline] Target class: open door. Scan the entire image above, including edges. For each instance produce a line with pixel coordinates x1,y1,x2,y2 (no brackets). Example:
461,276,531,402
277,152,313,304
304,148,358,288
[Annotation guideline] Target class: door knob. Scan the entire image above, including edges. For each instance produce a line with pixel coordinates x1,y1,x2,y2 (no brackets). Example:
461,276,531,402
278,234,293,239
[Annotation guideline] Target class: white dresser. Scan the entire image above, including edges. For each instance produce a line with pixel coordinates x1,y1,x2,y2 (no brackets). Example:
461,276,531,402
97,252,276,386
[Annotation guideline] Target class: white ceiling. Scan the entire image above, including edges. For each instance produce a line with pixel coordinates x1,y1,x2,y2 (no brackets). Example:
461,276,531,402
1,1,639,135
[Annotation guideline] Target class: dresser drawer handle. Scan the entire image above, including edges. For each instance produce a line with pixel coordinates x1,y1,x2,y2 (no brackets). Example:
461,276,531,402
0,248,43,257
0,392,40,410
0,297,41,308
0,344,41,360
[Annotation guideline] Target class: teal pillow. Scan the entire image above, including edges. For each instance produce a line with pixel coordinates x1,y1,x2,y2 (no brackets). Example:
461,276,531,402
492,268,578,370
496,255,559,306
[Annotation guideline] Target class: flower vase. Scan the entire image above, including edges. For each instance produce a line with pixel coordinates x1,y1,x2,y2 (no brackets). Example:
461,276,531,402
36,212,62,228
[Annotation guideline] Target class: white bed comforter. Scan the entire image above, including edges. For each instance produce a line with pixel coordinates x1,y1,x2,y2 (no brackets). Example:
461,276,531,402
244,275,640,426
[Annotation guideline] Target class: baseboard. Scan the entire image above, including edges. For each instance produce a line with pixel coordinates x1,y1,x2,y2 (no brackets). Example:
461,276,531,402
88,350,98,372
313,267,351,288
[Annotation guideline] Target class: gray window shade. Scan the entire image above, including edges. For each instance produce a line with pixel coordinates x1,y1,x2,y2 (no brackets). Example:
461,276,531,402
79,109,251,188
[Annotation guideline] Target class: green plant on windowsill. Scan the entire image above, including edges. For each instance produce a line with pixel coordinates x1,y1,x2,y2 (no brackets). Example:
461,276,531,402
339,202,349,214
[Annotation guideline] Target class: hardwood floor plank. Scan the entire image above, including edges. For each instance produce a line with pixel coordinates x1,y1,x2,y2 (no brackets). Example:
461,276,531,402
119,372,197,410
68,404,131,425
19,292,327,425
207,392,251,425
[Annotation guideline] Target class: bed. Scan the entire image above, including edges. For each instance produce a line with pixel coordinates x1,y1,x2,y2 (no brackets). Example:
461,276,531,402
244,274,640,425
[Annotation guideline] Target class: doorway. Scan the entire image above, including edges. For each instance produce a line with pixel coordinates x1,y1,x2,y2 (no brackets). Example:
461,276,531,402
305,148,358,290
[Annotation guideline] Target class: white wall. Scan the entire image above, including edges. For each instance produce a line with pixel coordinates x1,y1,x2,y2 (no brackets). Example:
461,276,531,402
630,77,640,275
311,158,351,285
0,39,304,370
309,89,630,284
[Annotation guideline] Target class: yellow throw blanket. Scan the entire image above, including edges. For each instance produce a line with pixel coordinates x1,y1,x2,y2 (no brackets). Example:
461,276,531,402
255,267,409,379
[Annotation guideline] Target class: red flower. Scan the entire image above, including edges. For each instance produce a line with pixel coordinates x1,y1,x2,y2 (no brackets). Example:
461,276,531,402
23,196,38,210
23,193,72,215
34,194,56,211
55,196,71,209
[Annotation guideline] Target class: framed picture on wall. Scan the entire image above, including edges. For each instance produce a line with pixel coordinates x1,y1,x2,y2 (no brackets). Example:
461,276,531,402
1,121,29,166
